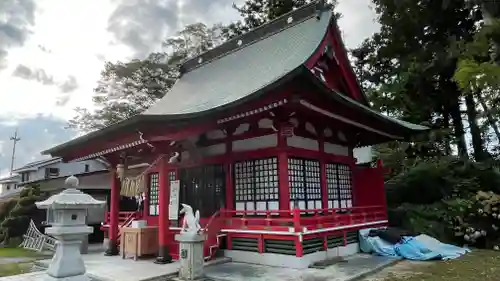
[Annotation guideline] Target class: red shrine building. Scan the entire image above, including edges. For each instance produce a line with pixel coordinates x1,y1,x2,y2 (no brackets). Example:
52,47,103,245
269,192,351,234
43,1,428,269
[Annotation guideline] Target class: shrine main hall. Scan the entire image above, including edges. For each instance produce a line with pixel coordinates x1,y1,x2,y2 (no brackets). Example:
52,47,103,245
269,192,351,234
43,0,428,269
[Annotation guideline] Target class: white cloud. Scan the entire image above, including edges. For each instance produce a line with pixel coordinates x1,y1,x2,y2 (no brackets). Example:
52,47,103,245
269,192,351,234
0,120,19,127
0,169,9,179
0,0,131,122
337,0,380,48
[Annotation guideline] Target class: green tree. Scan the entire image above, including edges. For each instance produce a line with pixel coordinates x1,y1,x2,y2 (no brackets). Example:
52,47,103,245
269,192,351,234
69,23,225,133
352,0,485,162
0,185,42,244
454,2,500,149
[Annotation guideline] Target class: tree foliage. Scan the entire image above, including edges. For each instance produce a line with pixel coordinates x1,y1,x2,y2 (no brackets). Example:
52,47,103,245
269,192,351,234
353,0,500,247
386,158,500,246
353,0,485,161
0,185,43,244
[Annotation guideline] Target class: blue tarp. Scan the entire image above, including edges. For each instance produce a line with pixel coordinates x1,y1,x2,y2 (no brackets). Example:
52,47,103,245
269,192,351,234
359,228,471,261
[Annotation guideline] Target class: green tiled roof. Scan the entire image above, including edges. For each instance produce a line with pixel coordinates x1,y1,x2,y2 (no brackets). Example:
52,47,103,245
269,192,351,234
143,8,333,116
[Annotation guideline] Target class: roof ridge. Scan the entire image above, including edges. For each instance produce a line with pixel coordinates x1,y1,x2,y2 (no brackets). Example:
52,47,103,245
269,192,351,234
180,0,330,74
15,157,61,170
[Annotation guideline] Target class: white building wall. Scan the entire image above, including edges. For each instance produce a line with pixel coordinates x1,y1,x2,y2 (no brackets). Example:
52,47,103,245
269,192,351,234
0,175,21,196
0,184,6,195
23,159,107,183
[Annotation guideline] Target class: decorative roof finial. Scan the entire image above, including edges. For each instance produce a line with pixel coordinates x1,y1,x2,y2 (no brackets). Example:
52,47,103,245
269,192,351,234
65,175,79,188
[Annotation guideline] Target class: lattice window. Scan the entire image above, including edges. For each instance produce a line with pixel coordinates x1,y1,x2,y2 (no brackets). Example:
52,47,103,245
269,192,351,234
326,163,353,209
234,157,279,213
148,173,159,216
169,170,176,183
288,158,322,210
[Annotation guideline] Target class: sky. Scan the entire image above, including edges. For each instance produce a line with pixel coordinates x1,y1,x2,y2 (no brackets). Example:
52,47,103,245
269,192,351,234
0,0,380,177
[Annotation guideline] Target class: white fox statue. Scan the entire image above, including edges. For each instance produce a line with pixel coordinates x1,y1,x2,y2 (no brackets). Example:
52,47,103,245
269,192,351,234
180,203,201,234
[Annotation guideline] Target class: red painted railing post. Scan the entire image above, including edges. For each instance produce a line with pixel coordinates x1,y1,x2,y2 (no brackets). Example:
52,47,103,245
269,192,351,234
314,210,321,227
258,234,264,253
265,210,271,227
293,208,301,232
241,214,247,227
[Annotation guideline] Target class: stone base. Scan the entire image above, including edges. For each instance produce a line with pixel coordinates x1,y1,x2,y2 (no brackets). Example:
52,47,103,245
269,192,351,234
223,243,360,269
104,240,119,256
43,274,91,281
175,233,206,281
154,245,173,264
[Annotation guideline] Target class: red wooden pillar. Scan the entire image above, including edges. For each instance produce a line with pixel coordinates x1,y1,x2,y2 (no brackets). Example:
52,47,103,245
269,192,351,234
278,123,290,211
225,129,234,210
319,136,328,210
105,168,120,256
155,156,172,264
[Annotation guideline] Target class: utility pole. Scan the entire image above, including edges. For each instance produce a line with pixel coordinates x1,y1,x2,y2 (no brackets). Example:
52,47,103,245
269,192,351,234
9,129,20,176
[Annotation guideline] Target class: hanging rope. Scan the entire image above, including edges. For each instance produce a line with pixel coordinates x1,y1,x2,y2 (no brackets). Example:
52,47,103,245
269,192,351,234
119,154,168,197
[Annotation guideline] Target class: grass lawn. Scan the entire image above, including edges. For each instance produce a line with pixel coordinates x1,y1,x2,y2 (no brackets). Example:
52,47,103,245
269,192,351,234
0,247,46,277
0,263,33,277
383,250,500,281
0,247,42,258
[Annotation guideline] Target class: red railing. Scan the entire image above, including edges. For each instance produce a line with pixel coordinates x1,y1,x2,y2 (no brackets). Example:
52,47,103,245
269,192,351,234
101,211,141,245
219,205,387,233
116,212,139,244
203,210,224,260
102,211,140,227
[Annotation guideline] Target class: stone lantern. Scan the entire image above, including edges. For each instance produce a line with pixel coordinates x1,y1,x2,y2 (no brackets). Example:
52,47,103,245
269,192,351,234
36,175,106,281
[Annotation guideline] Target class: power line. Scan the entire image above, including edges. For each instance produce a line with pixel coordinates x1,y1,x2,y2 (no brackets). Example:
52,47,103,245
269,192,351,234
9,129,20,176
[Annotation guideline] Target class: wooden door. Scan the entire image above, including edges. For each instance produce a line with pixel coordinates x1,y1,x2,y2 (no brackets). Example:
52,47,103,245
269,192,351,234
179,164,225,218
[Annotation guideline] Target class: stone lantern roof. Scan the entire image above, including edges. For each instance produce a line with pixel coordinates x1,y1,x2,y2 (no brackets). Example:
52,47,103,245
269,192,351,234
36,175,105,210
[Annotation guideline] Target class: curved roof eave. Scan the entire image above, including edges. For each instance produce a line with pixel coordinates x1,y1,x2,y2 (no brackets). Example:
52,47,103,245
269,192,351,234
41,66,310,157
300,70,430,135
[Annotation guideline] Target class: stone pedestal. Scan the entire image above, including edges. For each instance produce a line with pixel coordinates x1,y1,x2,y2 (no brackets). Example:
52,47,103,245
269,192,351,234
80,235,89,255
45,226,93,281
175,233,206,281
35,176,106,281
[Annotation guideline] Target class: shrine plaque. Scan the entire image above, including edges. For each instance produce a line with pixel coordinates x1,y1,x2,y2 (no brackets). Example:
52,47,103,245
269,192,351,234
281,123,295,137
169,180,180,220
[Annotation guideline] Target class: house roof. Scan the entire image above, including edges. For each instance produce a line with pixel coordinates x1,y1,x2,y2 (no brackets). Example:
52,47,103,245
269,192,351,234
0,175,20,184
16,169,109,187
12,157,62,173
